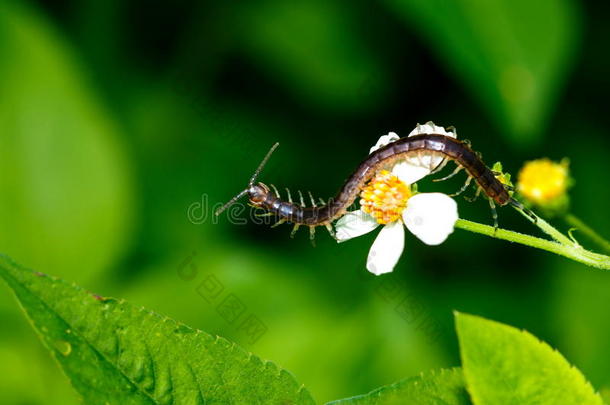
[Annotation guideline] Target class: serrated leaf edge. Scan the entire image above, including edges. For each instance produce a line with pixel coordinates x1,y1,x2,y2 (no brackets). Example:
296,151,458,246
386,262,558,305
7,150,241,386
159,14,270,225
0,254,312,404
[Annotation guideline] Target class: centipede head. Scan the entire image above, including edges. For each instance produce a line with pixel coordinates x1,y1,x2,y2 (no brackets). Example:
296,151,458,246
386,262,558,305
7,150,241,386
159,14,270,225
247,183,270,207
215,143,279,216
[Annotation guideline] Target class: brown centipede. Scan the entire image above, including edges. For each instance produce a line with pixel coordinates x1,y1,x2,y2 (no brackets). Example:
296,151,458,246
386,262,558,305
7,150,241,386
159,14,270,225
215,132,532,240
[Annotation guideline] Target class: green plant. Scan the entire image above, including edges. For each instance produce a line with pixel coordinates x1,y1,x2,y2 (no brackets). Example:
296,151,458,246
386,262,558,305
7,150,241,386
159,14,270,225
1,254,603,404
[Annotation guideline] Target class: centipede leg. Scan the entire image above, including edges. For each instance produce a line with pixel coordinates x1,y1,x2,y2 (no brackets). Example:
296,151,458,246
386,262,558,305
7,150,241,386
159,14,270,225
271,218,286,228
298,190,305,207
488,198,499,231
429,158,449,175
464,186,482,203
309,226,316,247
270,184,281,198
254,212,275,217
324,223,337,240
449,176,473,197
308,191,317,207
433,165,462,182
416,150,427,168
285,188,293,203
290,224,300,238
318,198,326,206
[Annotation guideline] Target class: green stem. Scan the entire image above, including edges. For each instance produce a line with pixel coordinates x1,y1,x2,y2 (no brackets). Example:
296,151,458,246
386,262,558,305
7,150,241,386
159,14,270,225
563,213,610,255
454,219,610,270
514,208,575,246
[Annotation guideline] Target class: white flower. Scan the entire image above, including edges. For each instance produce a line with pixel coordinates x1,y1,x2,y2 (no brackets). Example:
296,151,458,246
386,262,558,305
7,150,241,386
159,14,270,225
336,123,459,275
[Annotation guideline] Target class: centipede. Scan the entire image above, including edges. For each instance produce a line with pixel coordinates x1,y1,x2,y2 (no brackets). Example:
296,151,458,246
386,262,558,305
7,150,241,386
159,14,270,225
215,131,531,240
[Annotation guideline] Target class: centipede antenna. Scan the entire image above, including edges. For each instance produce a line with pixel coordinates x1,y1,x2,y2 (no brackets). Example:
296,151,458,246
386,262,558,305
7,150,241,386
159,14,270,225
216,142,279,217
249,142,280,186
215,189,248,216
508,197,524,210
526,209,537,223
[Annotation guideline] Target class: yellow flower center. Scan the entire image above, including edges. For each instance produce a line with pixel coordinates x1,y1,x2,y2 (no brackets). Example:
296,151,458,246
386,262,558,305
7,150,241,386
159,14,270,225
517,158,569,205
360,170,412,224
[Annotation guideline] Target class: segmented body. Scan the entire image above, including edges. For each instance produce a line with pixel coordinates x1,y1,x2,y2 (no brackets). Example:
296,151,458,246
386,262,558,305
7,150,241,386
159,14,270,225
251,134,511,227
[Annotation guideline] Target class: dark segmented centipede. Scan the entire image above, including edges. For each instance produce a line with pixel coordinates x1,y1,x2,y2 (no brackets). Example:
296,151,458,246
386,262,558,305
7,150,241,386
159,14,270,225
216,133,528,240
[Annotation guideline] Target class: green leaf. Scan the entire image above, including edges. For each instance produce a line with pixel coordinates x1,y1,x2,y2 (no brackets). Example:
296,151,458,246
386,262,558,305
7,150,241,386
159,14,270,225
550,262,610,392
455,312,605,405
0,2,133,282
326,368,471,405
0,255,316,405
385,0,579,144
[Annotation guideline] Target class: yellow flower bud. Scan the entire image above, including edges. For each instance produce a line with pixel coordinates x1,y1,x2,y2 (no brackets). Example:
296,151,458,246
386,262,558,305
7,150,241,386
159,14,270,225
517,158,570,207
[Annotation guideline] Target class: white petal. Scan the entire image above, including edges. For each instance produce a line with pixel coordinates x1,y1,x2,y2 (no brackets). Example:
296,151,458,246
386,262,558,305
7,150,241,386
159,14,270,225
391,160,432,185
408,121,457,138
403,193,458,245
335,209,379,242
369,132,400,154
366,221,405,275
404,122,456,172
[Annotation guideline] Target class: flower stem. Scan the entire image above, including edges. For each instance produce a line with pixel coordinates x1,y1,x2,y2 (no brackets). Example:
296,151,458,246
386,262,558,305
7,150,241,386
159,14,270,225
454,219,610,270
514,208,575,246
563,213,610,255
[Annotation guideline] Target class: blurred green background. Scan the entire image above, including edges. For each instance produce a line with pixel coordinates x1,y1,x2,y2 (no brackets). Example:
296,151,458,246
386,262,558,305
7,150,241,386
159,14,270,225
1,0,610,403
